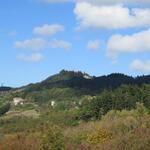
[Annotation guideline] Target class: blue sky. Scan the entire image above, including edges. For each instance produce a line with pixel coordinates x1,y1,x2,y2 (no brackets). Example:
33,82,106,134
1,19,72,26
1,0,150,87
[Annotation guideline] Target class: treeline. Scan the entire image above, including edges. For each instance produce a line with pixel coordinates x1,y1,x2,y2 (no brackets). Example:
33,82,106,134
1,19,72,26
78,84,150,121
0,102,10,116
0,86,12,92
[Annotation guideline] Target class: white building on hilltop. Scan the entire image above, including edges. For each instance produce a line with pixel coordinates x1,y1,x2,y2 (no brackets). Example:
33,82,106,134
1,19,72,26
13,97,24,106
83,74,93,80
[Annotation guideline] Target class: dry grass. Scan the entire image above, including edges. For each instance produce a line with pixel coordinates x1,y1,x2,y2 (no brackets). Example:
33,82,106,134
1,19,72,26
1,104,150,150
0,133,41,150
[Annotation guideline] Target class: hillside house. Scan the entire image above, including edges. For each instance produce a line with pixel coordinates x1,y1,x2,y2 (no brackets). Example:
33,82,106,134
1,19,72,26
13,97,24,106
51,101,56,107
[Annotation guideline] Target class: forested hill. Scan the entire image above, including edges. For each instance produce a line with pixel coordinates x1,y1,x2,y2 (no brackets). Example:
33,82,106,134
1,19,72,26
0,86,12,92
23,70,150,94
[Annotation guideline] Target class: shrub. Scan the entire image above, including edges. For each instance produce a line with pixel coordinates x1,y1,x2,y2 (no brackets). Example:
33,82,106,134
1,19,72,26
135,102,149,117
0,133,40,150
96,128,150,150
86,128,112,145
40,125,65,150
0,102,10,116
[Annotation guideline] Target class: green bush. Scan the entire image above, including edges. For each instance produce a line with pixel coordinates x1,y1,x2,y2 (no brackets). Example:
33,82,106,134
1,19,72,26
0,102,10,116
40,125,65,150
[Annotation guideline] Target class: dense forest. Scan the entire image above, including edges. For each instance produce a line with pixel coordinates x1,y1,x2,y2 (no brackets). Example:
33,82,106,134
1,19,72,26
1,70,150,149
22,70,150,94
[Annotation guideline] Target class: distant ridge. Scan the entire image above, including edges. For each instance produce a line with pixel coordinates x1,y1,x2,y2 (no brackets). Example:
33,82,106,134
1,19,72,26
22,70,150,95
3,70,150,92
0,86,12,92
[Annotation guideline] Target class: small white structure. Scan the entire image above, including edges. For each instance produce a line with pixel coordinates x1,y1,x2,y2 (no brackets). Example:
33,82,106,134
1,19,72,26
51,101,56,107
13,97,24,106
83,75,93,80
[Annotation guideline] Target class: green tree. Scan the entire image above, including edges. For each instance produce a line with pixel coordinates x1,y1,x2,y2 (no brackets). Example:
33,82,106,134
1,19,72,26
0,102,10,116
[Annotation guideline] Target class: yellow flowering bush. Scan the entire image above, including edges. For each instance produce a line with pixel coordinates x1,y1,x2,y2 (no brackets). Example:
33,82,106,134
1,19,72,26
86,128,112,145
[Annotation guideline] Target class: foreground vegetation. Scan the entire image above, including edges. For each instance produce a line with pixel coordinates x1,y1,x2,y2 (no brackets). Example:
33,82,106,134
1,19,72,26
1,71,150,149
0,103,150,150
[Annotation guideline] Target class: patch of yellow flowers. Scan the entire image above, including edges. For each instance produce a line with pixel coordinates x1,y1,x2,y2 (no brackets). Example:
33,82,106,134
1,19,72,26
86,128,112,145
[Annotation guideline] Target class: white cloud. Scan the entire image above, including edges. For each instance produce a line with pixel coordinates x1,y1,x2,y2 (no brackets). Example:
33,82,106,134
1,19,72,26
87,40,100,50
33,24,64,36
74,2,150,29
17,53,43,62
14,38,46,50
49,39,72,50
128,0,150,3
130,59,150,72
37,0,150,4
14,38,72,51
76,0,150,5
107,28,150,59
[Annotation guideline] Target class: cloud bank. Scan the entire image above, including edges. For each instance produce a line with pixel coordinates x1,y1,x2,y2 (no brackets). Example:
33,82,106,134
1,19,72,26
38,0,150,4
107,28,150,59
130,59,150,72
74,2,150,29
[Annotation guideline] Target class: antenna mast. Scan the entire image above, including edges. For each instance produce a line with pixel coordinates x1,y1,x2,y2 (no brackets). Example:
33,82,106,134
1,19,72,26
1,83,4,87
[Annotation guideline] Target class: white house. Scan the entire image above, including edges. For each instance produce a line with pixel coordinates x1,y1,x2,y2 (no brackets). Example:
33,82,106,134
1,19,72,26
13,97,24,106
51,101,56,107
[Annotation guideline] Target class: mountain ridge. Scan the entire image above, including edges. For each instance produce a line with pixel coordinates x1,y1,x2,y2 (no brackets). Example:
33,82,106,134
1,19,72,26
2,70,150,92
19,70,150,97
